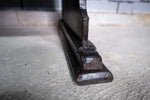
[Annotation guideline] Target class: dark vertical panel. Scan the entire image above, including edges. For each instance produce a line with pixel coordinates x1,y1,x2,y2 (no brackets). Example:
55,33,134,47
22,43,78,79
0,0,21,9
62,0,89,41
23,0,55,10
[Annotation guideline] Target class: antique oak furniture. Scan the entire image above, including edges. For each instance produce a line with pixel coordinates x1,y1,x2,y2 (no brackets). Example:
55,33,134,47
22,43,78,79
58,0,113,85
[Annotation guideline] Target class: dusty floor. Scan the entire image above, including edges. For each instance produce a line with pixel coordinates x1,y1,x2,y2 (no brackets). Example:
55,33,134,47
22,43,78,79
0,25,150,100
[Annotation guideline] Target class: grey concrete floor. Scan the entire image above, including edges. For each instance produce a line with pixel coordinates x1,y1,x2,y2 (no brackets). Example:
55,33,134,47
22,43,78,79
0,25,150,100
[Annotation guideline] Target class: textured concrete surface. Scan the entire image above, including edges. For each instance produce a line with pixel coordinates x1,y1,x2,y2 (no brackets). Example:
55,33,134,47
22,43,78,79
133,2,150,14
0,25,150,100
17,11,60,26
0,11,60,26
118,3,133,14
88,12,150,26
1,11,150,27
0,11,19,26
87,0,117,13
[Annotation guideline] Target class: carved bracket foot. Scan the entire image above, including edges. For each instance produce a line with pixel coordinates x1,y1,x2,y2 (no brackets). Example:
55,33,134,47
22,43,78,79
58,20,113,85
58,0,113,85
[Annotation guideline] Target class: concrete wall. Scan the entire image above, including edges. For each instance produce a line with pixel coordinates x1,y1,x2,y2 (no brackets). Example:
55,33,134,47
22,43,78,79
88,0,150,14
56,0,150,14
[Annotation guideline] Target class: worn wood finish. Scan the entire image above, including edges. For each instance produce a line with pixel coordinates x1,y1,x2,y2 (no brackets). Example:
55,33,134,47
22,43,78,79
59,0,113,85
62,0,89,41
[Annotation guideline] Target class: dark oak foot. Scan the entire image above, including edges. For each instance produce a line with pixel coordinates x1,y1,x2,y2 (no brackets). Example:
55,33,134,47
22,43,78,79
58,20,113,85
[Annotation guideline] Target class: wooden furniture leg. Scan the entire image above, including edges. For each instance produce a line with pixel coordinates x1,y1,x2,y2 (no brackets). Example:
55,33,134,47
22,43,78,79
58,0,113,85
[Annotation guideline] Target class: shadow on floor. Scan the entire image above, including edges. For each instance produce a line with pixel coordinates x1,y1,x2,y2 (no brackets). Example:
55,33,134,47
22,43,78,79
0,91,36,100
0,24,60,37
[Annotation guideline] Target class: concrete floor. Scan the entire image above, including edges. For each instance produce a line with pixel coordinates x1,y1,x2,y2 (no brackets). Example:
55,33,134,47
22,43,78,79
0,25,150,100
